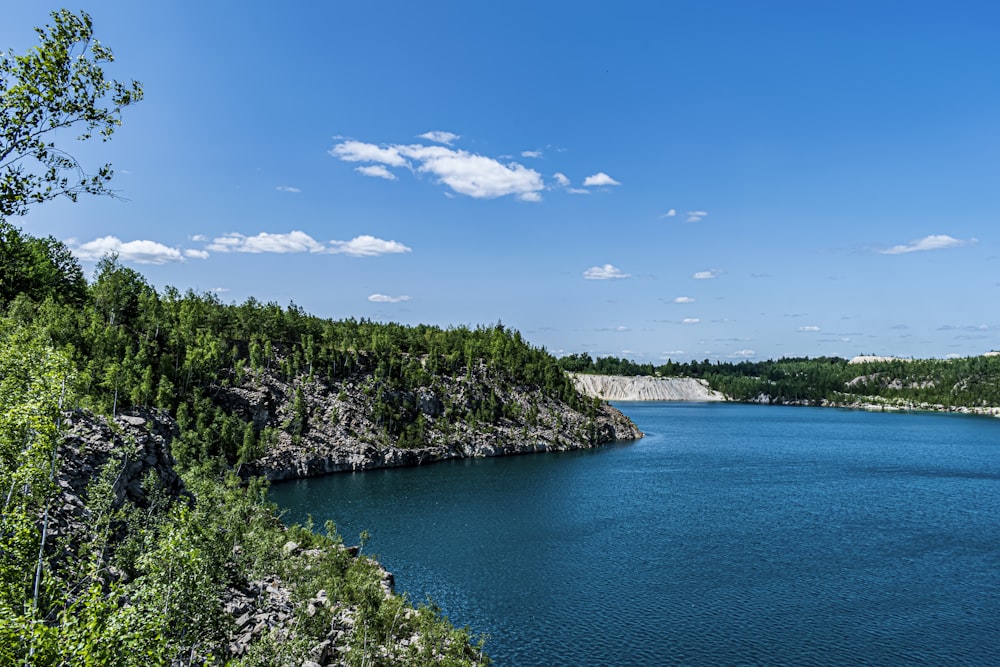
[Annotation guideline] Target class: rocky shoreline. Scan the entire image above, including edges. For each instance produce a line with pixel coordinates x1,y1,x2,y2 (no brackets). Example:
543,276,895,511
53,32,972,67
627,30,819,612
570,372,1000,419
221,367,643,482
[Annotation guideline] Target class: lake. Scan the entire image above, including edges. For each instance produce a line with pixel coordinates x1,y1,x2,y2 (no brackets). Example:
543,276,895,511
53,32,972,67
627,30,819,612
269,402,1000,665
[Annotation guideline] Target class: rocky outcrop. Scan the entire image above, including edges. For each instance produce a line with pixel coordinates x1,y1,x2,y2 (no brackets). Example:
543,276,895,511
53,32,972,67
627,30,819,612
226,366,643,482
848,355,914,364
49,407,188,570
570,373,726,402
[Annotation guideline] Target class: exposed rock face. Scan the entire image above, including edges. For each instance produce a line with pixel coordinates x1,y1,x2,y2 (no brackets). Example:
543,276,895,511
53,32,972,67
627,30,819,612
50,408,188,568
570,373,726,402
218,366,643,482
848,355,914,364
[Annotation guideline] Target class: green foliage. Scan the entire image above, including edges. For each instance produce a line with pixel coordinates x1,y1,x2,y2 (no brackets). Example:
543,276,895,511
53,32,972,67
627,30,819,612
0,9,143,218
0,221,86,307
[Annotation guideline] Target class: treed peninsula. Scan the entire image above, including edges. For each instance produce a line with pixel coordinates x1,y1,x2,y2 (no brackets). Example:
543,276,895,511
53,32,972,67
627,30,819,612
1,224,639,665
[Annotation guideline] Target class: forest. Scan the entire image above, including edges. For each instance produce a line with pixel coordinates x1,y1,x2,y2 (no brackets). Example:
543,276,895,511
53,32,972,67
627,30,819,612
2,222,524,664
558,352,1000,409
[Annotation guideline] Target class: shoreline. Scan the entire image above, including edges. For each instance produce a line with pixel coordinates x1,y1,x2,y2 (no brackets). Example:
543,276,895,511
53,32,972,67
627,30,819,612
571,373,1000,418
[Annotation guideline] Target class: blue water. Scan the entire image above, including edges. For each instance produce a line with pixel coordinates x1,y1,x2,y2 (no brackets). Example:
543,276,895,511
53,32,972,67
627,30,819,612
269,403,1000,665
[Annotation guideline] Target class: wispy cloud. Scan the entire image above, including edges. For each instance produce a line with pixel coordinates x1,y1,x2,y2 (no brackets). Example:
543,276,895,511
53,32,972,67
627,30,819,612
729,349,756,358
583,264,631,280
522,150,542,158
327,235,412,257
204,231,410,257
276,185,301,193
798,325,821,332
207,231,326,254
567,187,590,195
693,269,721,280
418,130,459,145
660,209,677,218
682,318,700,324
355,165,397,180
937,323,994,332
673,296,695,303
878,234,977,255
184,249,210,260
553,172,571,187
583,172,621,187
71,236,187,265
330,138,544,201
329,140,409,167
368,294,412,303
686,210,708,223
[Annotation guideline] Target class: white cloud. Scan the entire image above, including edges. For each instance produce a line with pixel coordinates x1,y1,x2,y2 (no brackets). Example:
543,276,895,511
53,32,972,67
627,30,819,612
582,172,621,187
615,325,629,332
355,165,397,180
207,231,326,254
368,294,412,303
331,136,629,202
203,231,411,257
729,349,757,358
686,210,708,222
567,187,590,195
276,185,301,193
583,264,631,280
673,296,695,303
329,140,409,167
693,269,721,279
327,235,412,257
418,130,459,145
398,144,545,201
798,325,821,332
184,249,210,260
72,236,186,265
661,209,677,218
682,318,700,324
210,287,230,293
879,234,977,255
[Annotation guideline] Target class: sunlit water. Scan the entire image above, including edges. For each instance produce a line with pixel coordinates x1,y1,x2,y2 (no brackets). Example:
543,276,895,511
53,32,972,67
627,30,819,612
270,403,1000,665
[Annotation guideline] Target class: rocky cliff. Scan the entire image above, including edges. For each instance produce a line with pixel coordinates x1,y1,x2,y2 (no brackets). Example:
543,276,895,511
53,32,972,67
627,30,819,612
570,373,726,402
218,364,643,482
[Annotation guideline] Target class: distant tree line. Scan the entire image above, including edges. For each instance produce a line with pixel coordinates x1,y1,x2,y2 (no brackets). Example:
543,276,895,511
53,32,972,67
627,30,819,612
559,353,1000,407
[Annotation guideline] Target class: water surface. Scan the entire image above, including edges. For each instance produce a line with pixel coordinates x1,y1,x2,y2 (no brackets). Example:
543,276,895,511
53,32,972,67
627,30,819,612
270,403,1000,665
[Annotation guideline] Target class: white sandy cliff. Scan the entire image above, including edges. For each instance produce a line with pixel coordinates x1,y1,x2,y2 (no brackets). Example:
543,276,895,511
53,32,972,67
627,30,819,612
570,374,726,402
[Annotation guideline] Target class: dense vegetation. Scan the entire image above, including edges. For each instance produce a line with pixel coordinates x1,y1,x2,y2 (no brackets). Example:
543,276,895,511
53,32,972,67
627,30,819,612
1,232,510,664
559,353,1000,409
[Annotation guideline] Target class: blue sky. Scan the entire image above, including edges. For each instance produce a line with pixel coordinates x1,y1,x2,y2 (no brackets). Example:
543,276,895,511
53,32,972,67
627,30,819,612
4,1,998,362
